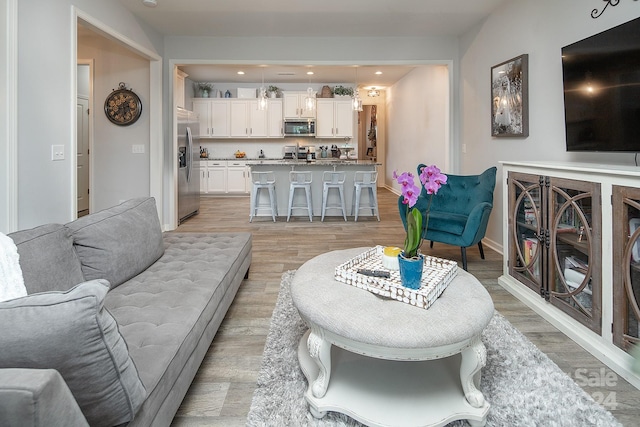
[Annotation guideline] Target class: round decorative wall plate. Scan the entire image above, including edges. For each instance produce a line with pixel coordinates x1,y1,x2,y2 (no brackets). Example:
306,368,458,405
104,82,142,126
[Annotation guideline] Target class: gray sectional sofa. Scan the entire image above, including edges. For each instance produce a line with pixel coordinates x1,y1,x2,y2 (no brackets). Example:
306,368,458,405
0,197,252,426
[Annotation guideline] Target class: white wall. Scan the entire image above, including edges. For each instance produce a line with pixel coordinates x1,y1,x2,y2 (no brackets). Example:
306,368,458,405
386,66,449,193
459,0,640,251
78,32,151,212
0,0,15,233
15,0,162,228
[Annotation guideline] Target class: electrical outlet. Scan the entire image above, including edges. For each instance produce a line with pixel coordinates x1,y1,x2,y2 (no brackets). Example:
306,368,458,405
132,144,145,154
51,145,65,161
462,144,467,154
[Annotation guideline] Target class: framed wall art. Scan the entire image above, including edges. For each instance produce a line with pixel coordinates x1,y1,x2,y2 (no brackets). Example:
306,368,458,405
491,54,529,137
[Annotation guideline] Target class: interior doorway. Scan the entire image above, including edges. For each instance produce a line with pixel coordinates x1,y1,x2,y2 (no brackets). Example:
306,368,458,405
359,94,386,187
76,62,91,217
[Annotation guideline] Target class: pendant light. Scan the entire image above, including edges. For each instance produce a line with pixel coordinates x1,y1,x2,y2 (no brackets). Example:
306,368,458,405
352,67,363,112
304,87,316,111
368,87,380,97
258,70,268,111
304,74,316,111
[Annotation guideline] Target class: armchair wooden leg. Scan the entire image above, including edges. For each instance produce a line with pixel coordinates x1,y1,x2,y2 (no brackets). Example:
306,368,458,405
478,241,485,260
461,247,468,271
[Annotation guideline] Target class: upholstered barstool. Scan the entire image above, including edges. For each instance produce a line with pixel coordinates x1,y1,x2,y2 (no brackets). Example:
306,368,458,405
287,171,313,222
321,171,347,221
249,171,277,222
352,170,380,221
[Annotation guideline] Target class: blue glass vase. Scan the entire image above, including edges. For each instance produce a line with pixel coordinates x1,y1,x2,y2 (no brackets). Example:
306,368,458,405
398,253,424,290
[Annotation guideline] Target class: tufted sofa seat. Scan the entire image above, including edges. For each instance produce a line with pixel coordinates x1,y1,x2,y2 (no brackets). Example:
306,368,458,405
105,233,251,426
0,198,251,427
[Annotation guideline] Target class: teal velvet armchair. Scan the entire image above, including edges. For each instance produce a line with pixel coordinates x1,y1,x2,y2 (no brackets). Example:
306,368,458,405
398,165,497,270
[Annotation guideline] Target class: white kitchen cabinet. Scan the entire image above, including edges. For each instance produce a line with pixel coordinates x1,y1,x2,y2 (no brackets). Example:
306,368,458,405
199,164,208,193
174,69,188,109
200,161,226,194
230,100,268,138
227,160,250,193
200,160,249,194
193,99,230,138
268,99,283,137
283,91,316,119
316,99,354,138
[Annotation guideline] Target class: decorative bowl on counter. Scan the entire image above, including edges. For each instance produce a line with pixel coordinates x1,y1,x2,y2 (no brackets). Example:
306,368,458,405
234,150,246,158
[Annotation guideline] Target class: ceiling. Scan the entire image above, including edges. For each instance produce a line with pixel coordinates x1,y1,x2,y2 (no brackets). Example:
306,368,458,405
115,0,507,88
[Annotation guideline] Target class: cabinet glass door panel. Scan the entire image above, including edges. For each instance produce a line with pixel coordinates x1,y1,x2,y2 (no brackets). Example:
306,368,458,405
548,178,601,333
613,185,640,351
508,172,544,294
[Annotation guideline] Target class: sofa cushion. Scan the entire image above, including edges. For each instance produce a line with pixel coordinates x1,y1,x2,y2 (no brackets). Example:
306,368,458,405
66,197,164,289
8,224,85,294
0,280,146,427
427,211,468,236
105,232,252,425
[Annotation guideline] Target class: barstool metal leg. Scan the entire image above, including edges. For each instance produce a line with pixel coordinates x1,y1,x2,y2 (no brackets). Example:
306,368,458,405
370,187,380,221
354,185,361,222
269,185,277,222
339,186,347,221
306,187,313,222
321,184,328,222
249,186,258,223
287,186,295,222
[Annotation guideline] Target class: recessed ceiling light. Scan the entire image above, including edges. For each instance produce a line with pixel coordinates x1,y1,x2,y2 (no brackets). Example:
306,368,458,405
306,71,314,75
237,71,245,75
375,71,383,75
142,0,157,7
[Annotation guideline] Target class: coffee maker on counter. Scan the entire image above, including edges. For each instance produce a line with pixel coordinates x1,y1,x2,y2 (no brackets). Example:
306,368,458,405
283,145,297,159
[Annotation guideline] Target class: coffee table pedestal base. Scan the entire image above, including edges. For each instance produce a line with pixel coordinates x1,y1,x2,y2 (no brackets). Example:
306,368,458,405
298,330,489,427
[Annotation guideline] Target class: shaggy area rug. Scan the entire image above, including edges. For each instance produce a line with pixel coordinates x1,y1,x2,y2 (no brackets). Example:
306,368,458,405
247,271,621,427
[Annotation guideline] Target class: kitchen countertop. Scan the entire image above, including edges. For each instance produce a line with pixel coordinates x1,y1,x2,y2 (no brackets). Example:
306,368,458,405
199,157,379,166
246,159,380,166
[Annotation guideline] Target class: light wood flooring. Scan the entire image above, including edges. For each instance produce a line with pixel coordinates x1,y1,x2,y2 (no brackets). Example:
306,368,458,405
170,189,640,426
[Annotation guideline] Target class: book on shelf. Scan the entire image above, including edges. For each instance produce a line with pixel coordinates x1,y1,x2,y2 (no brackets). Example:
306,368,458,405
556,223,577,233
523,237,540,276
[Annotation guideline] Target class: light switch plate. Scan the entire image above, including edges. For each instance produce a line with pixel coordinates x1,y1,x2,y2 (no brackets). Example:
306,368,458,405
51,145,64,161
132,144,145,154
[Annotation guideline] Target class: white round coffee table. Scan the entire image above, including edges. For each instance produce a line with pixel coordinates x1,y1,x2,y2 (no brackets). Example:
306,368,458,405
291,248,494,427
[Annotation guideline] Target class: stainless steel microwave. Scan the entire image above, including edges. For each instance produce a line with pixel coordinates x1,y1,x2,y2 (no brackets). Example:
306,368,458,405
284,120,315,137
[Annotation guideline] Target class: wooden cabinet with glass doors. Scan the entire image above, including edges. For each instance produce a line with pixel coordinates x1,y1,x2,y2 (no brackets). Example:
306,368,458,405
612,185,640,352
508,172,602,333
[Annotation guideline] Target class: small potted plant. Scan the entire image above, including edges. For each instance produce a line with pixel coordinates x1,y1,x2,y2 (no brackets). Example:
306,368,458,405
267,85,279,98
333,85,354,97
394,165,448,289
197,82,213,98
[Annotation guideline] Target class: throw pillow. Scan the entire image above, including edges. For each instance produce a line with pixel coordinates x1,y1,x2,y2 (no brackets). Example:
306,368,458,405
66,197,164,289
0,232,27,302
0,280,146,427
8,224,85,294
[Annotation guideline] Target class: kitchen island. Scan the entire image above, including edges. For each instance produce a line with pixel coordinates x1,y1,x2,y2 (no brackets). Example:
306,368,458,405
247,159,380,220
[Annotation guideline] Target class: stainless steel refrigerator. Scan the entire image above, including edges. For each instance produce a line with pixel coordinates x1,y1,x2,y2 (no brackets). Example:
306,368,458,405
177,107,200,223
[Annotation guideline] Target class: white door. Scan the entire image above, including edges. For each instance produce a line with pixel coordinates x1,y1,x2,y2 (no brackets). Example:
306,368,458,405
76,96,90,214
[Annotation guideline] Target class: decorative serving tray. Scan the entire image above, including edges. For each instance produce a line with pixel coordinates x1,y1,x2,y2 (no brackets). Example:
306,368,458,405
334,246,458,310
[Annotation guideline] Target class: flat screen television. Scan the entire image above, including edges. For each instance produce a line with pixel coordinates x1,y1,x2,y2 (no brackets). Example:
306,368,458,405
562,17,640,152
